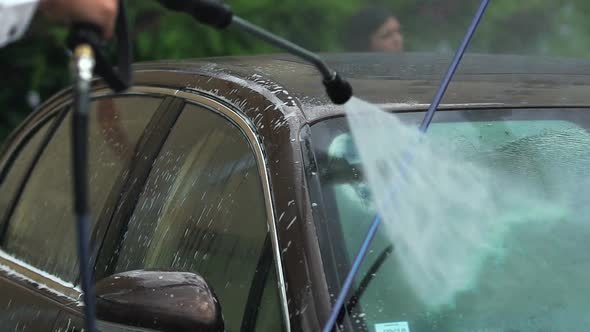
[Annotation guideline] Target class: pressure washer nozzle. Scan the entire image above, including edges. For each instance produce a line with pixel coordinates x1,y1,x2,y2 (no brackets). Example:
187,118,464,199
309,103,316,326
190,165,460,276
323,73,353,105
73,44,94,58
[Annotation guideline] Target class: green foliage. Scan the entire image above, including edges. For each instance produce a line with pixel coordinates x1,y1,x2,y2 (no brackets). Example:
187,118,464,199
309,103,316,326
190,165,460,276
0,17,69,139
3,0,590,141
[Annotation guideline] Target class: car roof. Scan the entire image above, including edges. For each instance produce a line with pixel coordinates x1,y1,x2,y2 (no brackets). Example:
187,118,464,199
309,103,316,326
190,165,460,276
134,52,590,124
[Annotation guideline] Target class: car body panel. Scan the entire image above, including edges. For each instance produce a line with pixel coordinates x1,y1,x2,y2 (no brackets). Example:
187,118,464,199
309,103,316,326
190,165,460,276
0,252,79,331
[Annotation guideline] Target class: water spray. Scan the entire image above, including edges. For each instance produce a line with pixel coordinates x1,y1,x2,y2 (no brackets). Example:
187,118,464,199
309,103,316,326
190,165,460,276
322,1,490,331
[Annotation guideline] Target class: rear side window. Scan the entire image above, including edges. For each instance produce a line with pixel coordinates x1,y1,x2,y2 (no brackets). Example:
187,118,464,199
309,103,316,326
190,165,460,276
0,117,54,229
2,96,160,282
111,103,277,331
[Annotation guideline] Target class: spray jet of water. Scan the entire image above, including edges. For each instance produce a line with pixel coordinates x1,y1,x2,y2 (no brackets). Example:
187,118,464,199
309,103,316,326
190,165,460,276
321,1,490,331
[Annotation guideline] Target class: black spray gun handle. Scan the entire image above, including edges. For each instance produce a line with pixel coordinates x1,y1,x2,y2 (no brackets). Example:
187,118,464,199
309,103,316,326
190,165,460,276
67,0,132,92
157,0,233,29
156,0,352,105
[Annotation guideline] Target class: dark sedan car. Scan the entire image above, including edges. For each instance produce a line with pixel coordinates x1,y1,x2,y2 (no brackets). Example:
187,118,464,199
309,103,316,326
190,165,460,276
1,53,590,332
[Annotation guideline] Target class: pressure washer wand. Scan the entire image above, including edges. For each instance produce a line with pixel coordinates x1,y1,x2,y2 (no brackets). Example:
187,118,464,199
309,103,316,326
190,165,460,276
70,43,97,332
230,17,352,105
156,0,353,105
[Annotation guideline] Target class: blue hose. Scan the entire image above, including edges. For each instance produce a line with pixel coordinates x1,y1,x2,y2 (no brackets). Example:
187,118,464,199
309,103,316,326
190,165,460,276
321,1,490,331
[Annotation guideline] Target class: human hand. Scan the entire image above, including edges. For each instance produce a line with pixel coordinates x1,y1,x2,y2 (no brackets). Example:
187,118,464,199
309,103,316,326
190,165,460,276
39,0,118,39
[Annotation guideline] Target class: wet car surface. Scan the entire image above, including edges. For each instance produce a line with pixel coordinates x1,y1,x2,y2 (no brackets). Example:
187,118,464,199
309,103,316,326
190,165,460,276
1,53,590,331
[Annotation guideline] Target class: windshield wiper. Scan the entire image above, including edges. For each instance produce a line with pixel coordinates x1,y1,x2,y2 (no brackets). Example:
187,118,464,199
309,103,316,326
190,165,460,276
336,245,394,326
321,1,491,331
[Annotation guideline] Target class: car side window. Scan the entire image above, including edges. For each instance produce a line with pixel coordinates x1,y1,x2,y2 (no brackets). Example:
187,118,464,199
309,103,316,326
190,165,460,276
2,96,161,282
111,103,283,331
0,117,55,231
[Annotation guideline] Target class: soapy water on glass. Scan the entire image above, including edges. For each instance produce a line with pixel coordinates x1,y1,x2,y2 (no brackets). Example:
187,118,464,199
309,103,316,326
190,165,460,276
343,97,589,310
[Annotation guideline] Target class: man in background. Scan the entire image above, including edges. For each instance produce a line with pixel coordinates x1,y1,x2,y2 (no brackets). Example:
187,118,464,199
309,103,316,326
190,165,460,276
344,7,404,53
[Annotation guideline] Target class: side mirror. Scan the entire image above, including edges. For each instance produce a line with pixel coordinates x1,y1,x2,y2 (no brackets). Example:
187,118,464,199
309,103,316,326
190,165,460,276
95,270,224,332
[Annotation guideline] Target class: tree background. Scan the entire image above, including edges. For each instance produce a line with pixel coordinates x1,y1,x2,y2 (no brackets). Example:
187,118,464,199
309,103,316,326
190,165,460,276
2,0,590,141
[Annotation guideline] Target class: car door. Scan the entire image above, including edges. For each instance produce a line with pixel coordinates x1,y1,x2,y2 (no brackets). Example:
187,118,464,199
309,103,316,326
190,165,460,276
0,108,67,332
0,95,163,331
87,96,288,331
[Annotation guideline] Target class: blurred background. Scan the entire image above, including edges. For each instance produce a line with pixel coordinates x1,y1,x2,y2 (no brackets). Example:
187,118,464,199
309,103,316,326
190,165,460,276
2,0,590,141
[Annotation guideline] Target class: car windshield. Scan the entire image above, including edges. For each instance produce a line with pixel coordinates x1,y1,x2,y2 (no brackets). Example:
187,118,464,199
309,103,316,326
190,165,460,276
308,108,590,332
